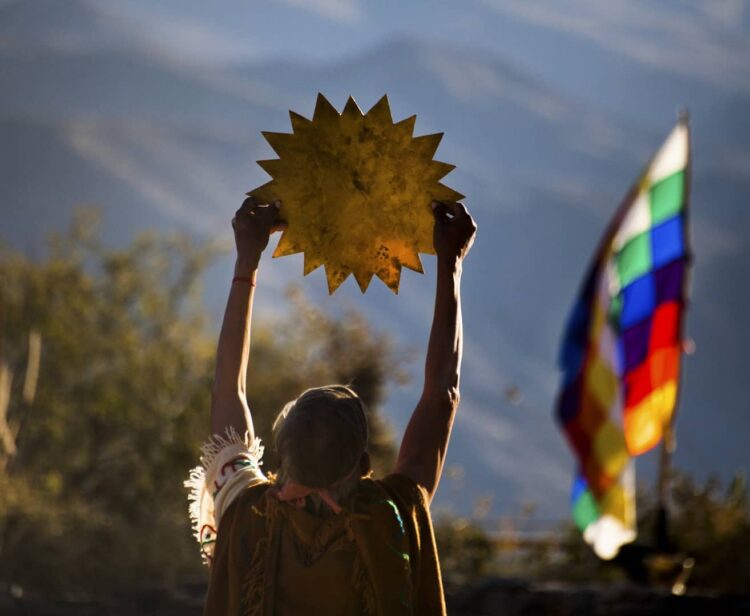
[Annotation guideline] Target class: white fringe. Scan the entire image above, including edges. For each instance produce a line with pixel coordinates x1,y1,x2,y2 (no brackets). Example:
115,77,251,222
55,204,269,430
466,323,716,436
184,466,208,543
184,427,265,559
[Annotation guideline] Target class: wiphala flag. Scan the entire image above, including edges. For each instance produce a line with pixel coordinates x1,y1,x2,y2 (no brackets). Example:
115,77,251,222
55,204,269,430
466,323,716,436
556,118,691,559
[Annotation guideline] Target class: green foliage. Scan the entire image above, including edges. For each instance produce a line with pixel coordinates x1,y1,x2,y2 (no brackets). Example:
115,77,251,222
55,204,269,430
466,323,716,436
549,471,750,592
644,470,750,593
0,211,404,597
432,470,750,593
434,517,494,583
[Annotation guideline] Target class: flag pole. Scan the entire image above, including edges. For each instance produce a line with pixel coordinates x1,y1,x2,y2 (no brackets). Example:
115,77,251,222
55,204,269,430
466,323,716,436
655,108,692,551
656,425,675,550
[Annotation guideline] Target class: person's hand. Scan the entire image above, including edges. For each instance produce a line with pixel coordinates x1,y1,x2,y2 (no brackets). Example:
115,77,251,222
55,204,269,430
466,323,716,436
432,201,477,267
232,197,286,270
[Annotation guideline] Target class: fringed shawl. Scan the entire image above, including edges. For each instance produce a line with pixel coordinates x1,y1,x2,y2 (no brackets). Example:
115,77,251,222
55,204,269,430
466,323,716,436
186,432,445,615
203,475,445,616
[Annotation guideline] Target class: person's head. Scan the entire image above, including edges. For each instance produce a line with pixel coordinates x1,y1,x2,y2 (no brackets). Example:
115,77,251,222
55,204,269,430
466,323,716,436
273,385,370,505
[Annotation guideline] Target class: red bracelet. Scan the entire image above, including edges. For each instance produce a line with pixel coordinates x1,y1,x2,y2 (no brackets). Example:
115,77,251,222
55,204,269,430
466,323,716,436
232,276,255,286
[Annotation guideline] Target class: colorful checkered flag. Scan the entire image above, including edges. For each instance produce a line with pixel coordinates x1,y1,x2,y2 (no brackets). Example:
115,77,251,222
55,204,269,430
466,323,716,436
556,117,691,559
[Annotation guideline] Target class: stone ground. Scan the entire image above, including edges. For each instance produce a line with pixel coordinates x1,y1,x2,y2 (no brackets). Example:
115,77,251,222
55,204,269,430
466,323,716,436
1,578,748,615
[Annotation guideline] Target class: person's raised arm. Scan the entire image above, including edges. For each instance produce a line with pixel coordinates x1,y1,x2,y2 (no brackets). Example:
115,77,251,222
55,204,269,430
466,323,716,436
210,197,285,437
394,201,476,503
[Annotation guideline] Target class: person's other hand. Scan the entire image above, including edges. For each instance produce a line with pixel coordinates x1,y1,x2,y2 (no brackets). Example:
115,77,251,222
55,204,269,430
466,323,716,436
432,201,477,266
232,197,287,268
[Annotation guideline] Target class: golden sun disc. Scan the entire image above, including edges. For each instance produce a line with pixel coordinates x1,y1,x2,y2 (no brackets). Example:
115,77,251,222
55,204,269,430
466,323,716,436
249,93,463,294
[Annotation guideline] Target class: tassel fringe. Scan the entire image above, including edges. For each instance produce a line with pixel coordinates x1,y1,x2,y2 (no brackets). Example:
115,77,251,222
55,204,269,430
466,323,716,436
184,427,265,562
199,426,263,469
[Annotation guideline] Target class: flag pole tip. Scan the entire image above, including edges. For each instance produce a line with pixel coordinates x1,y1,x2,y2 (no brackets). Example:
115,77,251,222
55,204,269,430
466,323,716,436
677,107,690,124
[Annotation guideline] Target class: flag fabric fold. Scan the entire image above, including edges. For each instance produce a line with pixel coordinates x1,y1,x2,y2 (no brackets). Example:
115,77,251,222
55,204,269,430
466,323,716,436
556,119,691,559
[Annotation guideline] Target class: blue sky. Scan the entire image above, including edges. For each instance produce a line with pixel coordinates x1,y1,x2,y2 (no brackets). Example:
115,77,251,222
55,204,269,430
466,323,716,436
125,1,750,83
115,0,750,130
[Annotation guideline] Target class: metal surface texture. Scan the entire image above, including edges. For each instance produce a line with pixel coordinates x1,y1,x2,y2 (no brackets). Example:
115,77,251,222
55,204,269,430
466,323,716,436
249,93,463,294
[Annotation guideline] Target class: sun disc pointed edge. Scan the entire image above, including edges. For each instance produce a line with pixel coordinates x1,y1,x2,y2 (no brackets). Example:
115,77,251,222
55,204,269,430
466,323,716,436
257,159,283,177
247,180,276,204
394,114,417,136
412,133,444,157
289,110,311,132
272,231,303,258
353,269,374,293
343,95,363,118
430,161,457,180
376,264,402,294
366,94,392,123
262,131,294,155
313,93,339,121
303,253,324,275
401,252,425,274
434,183,466,202
324,264,351,295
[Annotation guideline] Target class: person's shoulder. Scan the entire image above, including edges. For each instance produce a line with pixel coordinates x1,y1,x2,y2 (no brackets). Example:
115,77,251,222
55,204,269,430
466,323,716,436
220,480,272,524
236,479,272,507
375,473,431,511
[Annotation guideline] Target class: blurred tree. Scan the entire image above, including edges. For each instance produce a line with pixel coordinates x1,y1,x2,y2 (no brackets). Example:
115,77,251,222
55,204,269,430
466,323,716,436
0,209,404,596
433,517,494,584
639,470,750,593
548,470,750,592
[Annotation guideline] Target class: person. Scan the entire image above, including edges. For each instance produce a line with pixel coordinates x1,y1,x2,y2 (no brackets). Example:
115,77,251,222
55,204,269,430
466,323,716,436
186,196,477,615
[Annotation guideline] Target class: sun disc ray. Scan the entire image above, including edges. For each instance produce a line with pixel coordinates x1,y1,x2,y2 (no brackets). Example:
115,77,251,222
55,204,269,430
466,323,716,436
313,93,339,122
262,131,294,156
289,111,311,133
366,94,393,124
248,181,277,205
343,96,363,118
303,252,324,275
411,133,444,158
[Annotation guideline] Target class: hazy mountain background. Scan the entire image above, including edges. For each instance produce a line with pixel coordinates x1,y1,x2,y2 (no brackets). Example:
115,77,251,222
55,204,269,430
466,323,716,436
2,0,748,523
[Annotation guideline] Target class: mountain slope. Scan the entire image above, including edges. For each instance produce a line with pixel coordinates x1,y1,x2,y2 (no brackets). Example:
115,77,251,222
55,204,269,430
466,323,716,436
2,1,748,520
